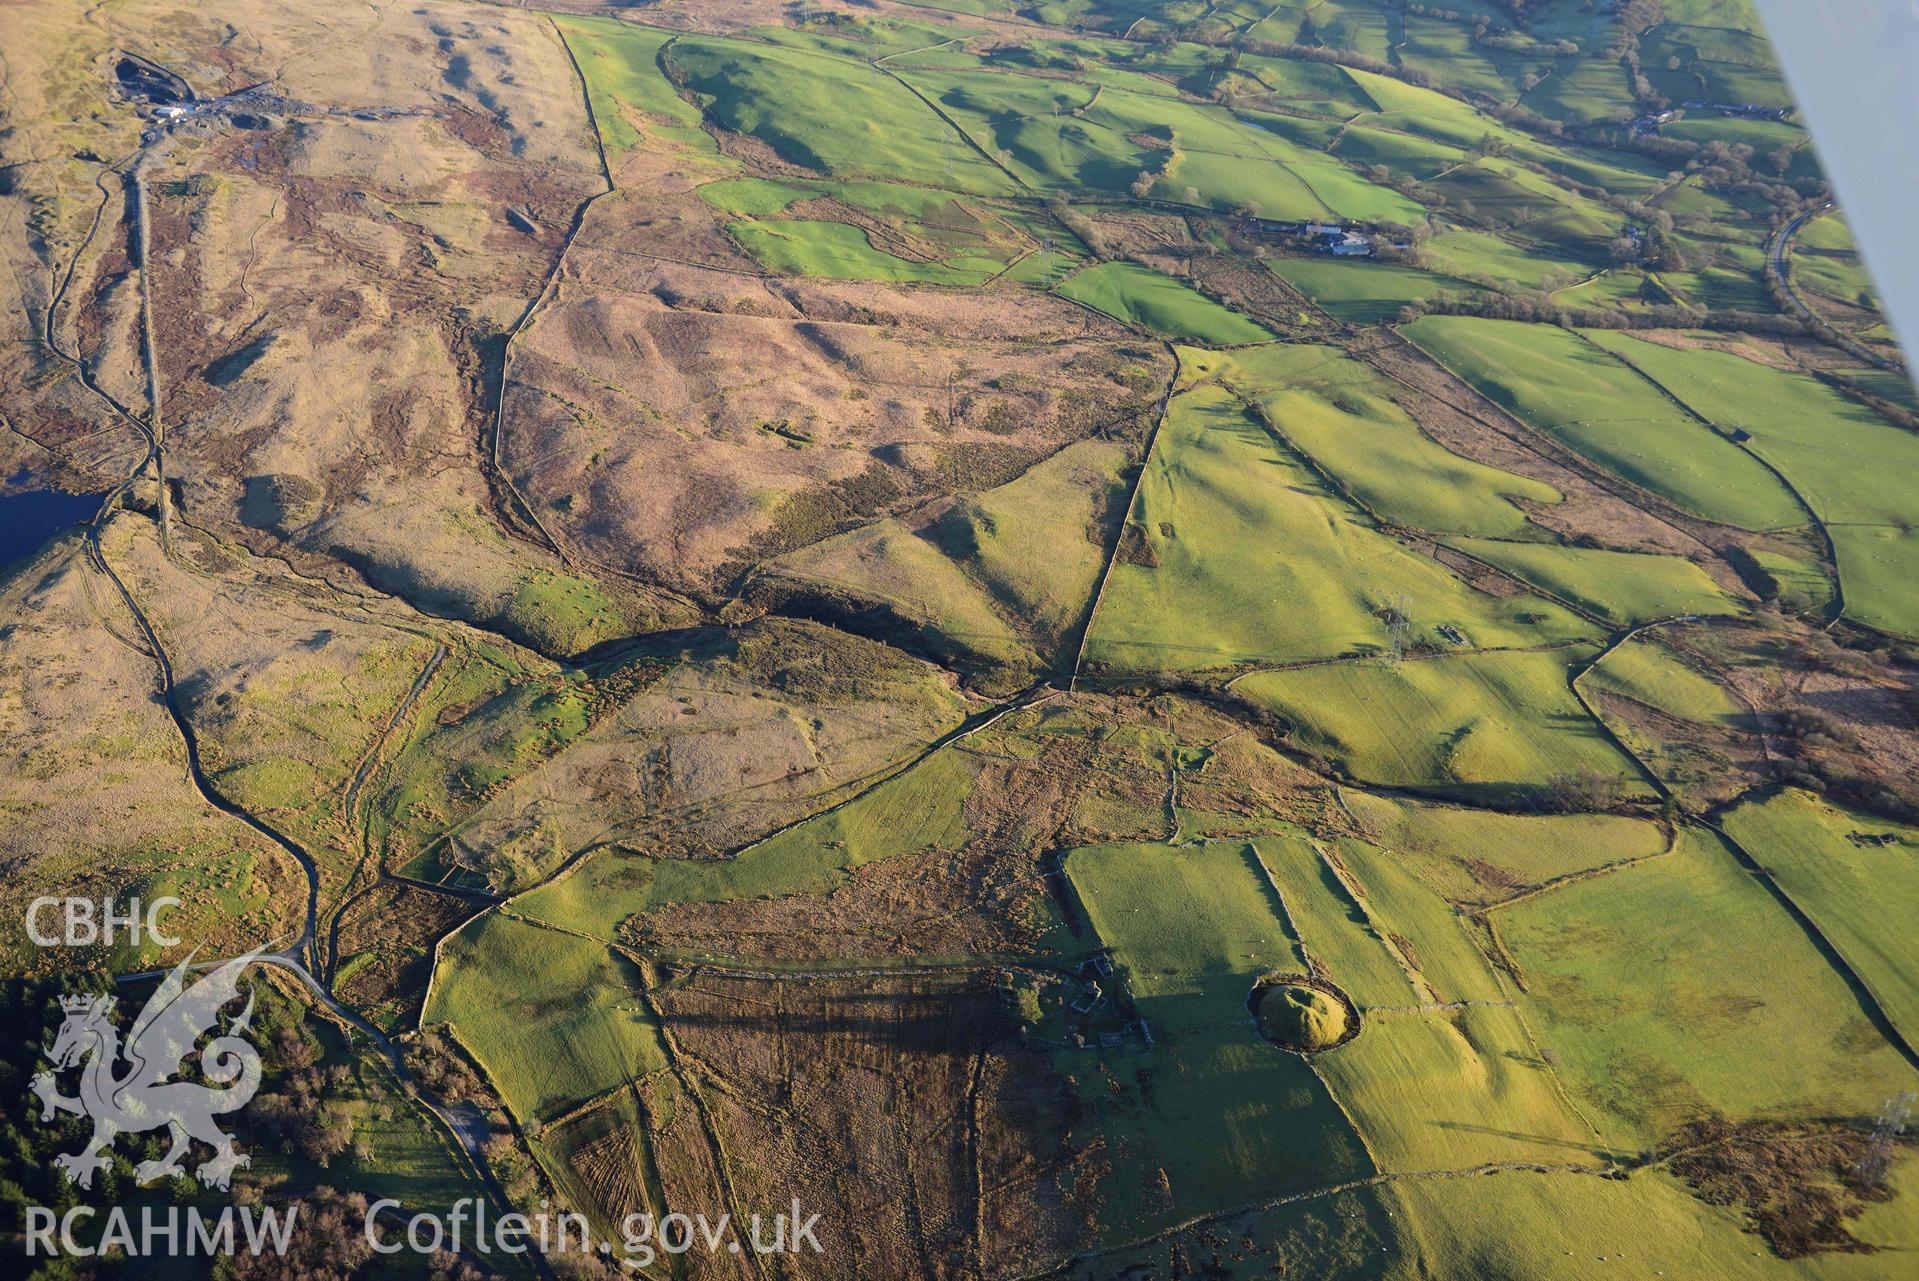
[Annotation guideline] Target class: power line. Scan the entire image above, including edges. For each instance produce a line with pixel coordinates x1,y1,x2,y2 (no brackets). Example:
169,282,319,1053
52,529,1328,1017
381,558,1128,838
1855,1091,1913,1189
1386,594,1411,663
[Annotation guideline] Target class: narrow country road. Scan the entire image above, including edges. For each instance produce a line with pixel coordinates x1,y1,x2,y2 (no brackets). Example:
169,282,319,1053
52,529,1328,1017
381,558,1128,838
57,58,544,1275
1767,201,1830,318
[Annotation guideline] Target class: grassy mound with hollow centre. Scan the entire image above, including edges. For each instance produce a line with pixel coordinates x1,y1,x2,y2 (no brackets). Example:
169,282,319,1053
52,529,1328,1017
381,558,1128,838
1255,982,1350,1052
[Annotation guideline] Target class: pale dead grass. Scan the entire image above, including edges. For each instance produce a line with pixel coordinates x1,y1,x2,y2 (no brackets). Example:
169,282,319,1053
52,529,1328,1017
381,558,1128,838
433,620,969,874
511,260,1155,587
0,536,305,970
112,514,442,889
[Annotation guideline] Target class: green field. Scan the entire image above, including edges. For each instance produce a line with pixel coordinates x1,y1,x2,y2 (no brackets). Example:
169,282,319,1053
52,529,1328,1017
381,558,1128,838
1651,22,1794,107
1403,317,1805,530
700,174,1049,283
1448,538,1743,625
1839,366,1919,412
1085,377,1591,673
929,438,1129,643
1063,838,1374,1227
1417,230,1598,292
1270,257,1482,324
701,175,937,218
1333,835,1509,1005
1426,157,1621,262
1195,343,1561,537
1316,1002,1606,1169
1341,790,1667,907
1386,1163,1919,1281
427,912,666,1125
1584,637,1747,726
1792,243,1878,310
1581,331,1919,634
767,436,1136,673
751,11,972,61
1723,788,1919,1043
770,517,1042,676
1578,635,1755,796
1655,174,1772,224
1518,53,1638,124
504,568,628,656
1827,525,1919,634
1336,66,1527,153
670,35,1012,193
902,64,1424,221
1499,829,1919,1148
728,217,997,284
1073,1017,1374,1233
1663,112,1806,154
1058,261,1274,343
374,645,613,890
1579,331,1919,527
1067,839,1304,1021
1277,117,1618,252
1393,12,1537,102
557,17,724,159
1662,253,1773,313
1238,50,1379,115
1751,546,1835,613
1240,790,1624,1182
1304,91,1650,236
1547,267,1657,311
1237,649,1644,803
1247,834,1414,1007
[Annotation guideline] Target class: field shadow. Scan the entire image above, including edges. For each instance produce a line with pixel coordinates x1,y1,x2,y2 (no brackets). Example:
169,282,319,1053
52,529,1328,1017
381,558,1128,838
1429,1120,1625,1164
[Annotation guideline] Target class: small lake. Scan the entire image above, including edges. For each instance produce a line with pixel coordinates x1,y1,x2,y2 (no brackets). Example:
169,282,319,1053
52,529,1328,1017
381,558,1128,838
1,490,100,566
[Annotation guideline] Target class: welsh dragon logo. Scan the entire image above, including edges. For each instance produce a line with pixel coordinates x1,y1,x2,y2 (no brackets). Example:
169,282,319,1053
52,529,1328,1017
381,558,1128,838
31,949,264,1191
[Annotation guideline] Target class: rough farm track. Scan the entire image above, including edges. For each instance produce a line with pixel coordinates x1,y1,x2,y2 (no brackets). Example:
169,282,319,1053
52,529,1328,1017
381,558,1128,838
30,50,547,1256
7,4,1917,1277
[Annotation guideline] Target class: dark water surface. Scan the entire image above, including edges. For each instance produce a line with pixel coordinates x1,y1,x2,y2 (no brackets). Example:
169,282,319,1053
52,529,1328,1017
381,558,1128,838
1,490,100,565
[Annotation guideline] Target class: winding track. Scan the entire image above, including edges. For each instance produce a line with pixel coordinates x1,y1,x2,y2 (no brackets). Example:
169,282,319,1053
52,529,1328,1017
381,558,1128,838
1066,342,1181,690
323,641,452,980
50,158,323,975
1767,200,1904,374
43,66,540,1271
42,154,322,971
34,28,1916,1279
